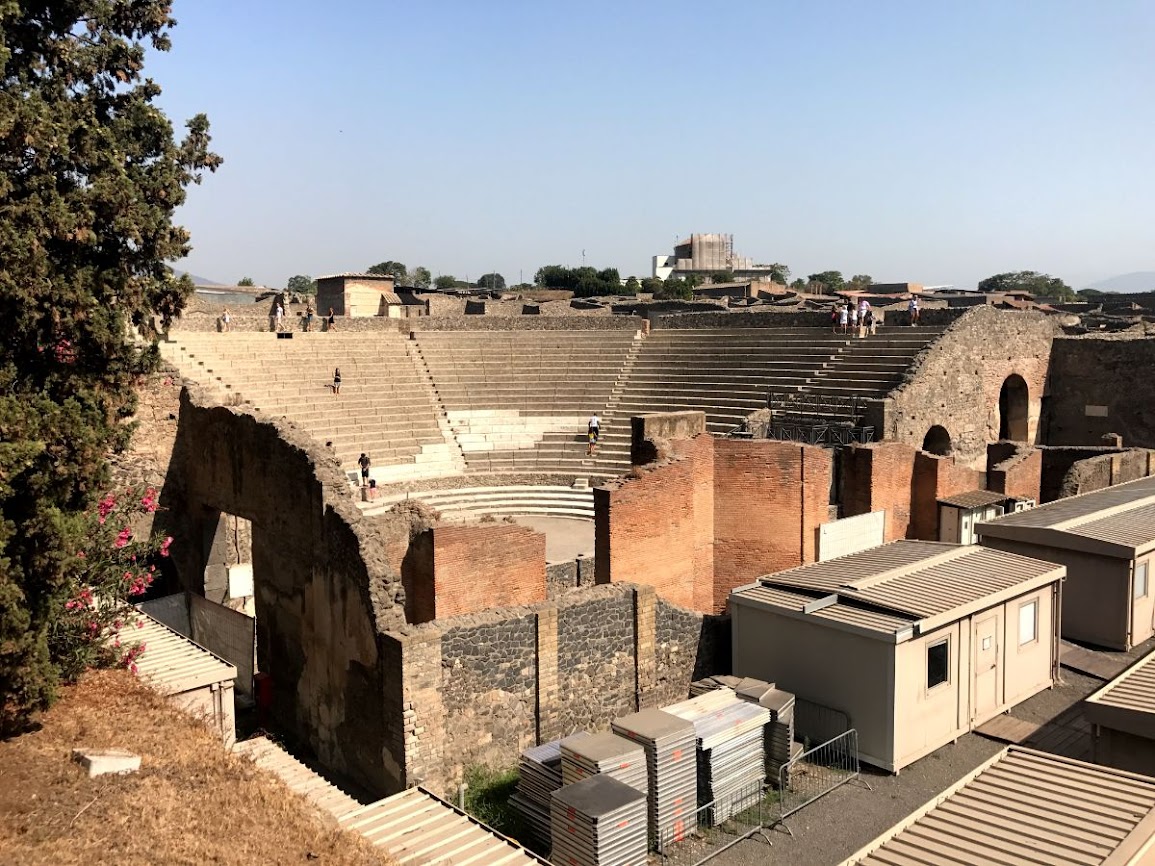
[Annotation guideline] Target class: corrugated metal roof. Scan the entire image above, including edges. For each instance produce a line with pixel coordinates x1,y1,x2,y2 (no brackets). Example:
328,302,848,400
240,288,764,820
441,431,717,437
938,489,1008,509
840,747,1155,866
315,272,396,281
340,787,547,866
1087,648,1155,716
732,541,1062,638
132,613,236,695
979,476,1155,552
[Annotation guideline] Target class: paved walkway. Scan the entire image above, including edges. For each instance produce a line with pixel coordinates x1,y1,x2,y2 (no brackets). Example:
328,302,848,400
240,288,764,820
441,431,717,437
509,515,594,563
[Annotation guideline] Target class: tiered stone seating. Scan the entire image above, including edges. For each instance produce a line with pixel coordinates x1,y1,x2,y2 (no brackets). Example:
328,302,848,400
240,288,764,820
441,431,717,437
362,485,594,521
160,332,464,483
413,330,641,477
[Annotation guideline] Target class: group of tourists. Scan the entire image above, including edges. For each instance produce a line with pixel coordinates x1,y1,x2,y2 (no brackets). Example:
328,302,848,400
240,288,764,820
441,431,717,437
831,295,921,334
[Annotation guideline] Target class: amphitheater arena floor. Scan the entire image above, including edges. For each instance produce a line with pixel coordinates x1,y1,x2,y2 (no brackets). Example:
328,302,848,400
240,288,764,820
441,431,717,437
508,515,594,563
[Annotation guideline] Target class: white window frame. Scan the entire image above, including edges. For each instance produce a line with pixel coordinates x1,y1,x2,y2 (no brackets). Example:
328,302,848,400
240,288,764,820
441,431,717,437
1135,561,1149,600
1018,599,1039,646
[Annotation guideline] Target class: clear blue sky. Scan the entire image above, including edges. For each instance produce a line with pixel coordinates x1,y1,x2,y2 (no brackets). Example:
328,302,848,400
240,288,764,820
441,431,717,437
152,0,1154,289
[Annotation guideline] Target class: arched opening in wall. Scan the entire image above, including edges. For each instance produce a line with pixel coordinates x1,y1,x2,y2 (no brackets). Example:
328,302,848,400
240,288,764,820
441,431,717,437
922,425,953,456
999,374,1029,441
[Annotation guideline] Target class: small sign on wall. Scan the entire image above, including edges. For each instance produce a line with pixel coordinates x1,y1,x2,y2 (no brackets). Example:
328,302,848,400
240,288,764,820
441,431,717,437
818,511,886,561
1085,405,1109,418
227,563,254,599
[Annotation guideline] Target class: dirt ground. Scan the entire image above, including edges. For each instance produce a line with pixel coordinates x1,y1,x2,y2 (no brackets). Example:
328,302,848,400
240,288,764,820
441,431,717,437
0,670,392,866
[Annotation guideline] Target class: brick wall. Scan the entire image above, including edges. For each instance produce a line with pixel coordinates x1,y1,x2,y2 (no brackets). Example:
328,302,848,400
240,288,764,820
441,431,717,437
986,444,1042,501
413,524,546,621
713,439,831,611
594,437,712,609
842,442,919,541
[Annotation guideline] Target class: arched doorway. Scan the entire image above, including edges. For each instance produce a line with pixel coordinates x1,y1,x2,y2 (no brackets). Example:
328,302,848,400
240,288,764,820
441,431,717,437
922,425,952,456
999,374,1029,441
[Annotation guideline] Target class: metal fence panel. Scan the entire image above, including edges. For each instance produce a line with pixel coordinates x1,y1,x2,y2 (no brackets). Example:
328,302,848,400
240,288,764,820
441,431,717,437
777,729,866,828
657,779,772,866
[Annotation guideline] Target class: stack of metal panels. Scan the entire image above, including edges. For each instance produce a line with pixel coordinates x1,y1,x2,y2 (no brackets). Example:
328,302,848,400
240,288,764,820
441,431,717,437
664,690,769,824
512,733,591,848
688,675,744,697
561,732,647,793
756,690,797,786
550,774,648,866
612,709,698,846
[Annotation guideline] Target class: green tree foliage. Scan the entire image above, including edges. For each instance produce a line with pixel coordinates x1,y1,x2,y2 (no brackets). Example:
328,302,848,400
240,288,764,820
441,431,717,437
237,277,255,287
639,277,664,294
286,274,316,295
1077,288,1106,298
0,2,220,731
367,261,407,279
978,271,1076,302
711,270,735,284
847,274,873,291
763,263,790,285
623,276,641,293
410,266,432,290
807,271,845,294
434,274,458,290
655,278,694,301
476,273,506,291
534,265,623,298
789,278,807,291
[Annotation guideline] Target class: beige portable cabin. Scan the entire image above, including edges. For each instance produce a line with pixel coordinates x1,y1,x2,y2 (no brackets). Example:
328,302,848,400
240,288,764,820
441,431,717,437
133,613,238,747
730,541,1063,772
838,746,1155,866
1085,648,1155,776
977,475,1155,650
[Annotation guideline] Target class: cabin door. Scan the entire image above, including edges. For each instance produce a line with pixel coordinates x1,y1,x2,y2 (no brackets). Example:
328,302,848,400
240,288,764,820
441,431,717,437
972,612,1002,720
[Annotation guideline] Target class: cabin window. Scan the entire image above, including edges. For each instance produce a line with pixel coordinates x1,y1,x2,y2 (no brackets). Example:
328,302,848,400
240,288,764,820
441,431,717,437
927,639,949,690
1019,599,1038,646
1136,562,1149,600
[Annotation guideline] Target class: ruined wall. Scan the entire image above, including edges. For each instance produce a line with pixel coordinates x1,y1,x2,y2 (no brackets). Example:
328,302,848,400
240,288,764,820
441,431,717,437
406,315,643,332
886,307,1056,469
842,442,919,541
594,435,714,610
386,584,729,793
422,523,545,621
1046,337,1155,449
166,385,403,795
1057,449,1155,499
712,439,831,609
986,443,1042,501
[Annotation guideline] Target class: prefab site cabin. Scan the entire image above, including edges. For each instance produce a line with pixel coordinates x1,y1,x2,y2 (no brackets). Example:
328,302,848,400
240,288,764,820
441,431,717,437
977,475,1155,650
1085,648,1155,776
730,541,1064,772
937,490,1009,544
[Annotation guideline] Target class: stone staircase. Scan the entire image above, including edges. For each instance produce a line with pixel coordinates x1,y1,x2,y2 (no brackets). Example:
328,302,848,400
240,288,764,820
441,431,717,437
234,736,363,819
360,484,595,520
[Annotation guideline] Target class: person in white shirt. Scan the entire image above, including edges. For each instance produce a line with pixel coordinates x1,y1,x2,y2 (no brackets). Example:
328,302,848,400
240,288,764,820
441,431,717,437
908,296,920,326
587,414,601,456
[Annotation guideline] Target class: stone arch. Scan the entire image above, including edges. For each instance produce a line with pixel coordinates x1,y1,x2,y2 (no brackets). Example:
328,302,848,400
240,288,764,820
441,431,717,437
922,424,953,456
999,373,1029,441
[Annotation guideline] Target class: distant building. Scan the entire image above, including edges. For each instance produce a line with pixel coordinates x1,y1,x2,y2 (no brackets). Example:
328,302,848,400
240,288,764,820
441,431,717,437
652,233,782,282
315,273,402,318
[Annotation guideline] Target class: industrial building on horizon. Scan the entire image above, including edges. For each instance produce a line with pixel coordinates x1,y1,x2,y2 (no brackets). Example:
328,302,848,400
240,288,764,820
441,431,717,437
652,233,783,282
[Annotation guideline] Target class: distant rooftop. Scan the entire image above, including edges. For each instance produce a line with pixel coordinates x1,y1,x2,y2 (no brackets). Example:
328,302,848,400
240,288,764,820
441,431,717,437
315,272,396,281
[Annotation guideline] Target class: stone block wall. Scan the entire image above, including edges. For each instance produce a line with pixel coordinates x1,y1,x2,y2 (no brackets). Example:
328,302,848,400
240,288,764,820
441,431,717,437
1045,337,1155,449
652,310,832,329
1055,449,1155,499
886,307,1056,469
986,443,1042,501
385,584,728,794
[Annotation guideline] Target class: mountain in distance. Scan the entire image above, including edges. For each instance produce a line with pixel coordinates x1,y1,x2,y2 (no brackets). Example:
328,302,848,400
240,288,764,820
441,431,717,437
169,267,222,286
1085,272,1155,293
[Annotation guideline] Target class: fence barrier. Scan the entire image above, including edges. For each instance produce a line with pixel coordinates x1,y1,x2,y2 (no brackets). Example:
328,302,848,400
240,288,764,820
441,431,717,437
793,697,851,748
776,728,869,834
656,779,772,866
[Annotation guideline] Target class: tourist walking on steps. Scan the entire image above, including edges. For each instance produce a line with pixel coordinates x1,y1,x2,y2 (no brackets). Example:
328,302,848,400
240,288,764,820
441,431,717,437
864,308,876,336
838,303,848,334
333,367,342,396
327,307,336,331
830,304,840,333
221,307,231,333
908,295,920,326
849,303,858,334
358,453,371,487
274,302,285,332
587,413,601,456
304,303,314,332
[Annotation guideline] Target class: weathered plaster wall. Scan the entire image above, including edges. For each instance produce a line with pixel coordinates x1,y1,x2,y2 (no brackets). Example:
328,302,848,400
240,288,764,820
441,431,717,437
1045,337,1155,449
886,307,1056,469
165,384,404,795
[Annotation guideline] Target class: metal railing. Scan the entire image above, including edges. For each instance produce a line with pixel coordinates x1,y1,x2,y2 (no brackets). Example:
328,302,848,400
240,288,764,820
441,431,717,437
775,729,870,835
794,697,851,748
656,779,772,866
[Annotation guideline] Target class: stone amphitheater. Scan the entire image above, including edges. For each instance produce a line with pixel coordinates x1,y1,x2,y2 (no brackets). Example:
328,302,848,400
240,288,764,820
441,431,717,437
154,302,1082,797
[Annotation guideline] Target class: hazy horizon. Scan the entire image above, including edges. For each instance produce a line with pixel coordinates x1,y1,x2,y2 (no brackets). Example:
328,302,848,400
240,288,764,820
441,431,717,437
154,1,1155,290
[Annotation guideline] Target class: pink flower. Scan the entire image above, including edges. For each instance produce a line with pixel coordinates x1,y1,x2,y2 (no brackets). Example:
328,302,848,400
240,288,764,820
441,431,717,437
77,551,86,559
135,620,144,629
159,536,173,557
129,663,138,675
141,489,157,513
114,527,132,548
98,495,116,523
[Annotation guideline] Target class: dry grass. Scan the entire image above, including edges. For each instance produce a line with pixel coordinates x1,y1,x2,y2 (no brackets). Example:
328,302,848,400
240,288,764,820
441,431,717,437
0,669,392,866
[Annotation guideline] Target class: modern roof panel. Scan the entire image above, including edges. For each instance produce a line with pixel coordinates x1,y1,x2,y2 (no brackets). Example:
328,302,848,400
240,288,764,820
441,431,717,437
132,613,236,695
1087,648,1155,717
978,476,1155,555
938,489,1009,509
839,747,1155,866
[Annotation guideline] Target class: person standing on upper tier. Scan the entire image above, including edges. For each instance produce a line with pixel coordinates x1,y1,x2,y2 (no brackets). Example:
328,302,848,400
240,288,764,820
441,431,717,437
587,413,601,456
